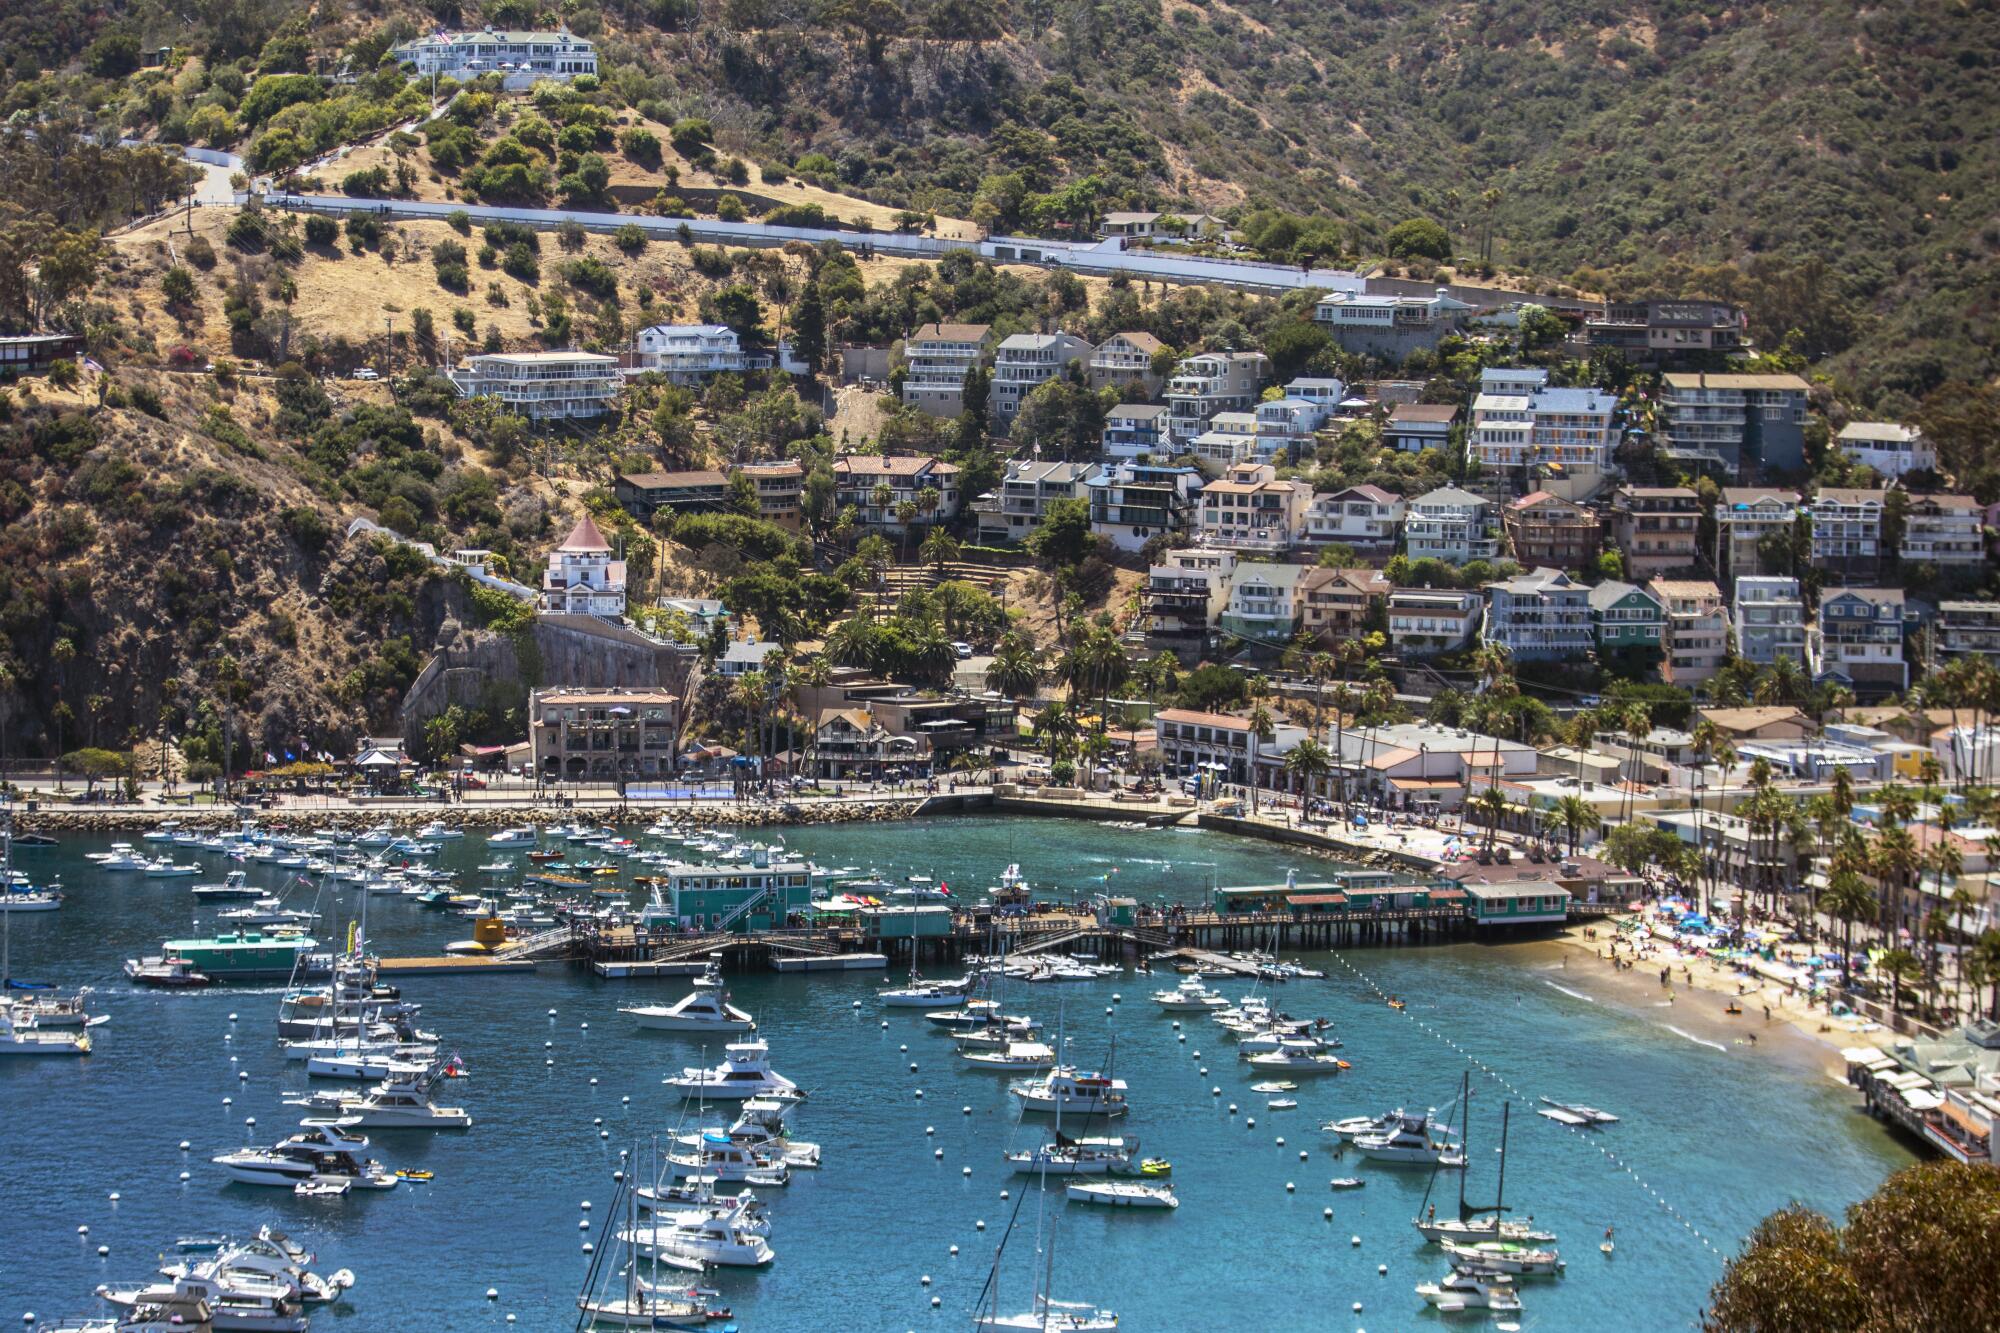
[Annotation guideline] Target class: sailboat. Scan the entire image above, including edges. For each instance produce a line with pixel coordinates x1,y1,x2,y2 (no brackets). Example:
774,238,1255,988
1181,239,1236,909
0,802,90,1057
1412,1082,1557,1245
576,1163,717,1328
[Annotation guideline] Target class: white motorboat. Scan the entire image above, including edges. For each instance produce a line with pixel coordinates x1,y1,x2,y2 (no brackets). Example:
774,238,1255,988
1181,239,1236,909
1539,1096,1619,1124
213,1125,396,1191
1236,1029,1332,1056
143,859,200,878
664,1040,801,1100
93,844,150,871
1417,1269,1523,1312
1006,1135,1133,1176
927,1000,1015,1029
414,821,462,841
880,972,969,1007
303,1050,434,1081
141,823,184,842
1011,1068,1128,1117
1151,979,1228,1012
622,977,755,1034
1065,1179,1177,1209
192,871,261,900
666,1133,790,1187
292,1058,471,1129
1323,1110,1400,1141
723,1097,819,1168
1438,1239,1565,1276
4,988,93,1028
621,1200,775,1267
353,824,397,847
158,1229,354,1305
98,1270,310,1332
487,825,539,848
1353,1110,1465,1166
283,1032,435,1062
0,886,61,911
0,1001,91,1057
961,1040,1057,1071
1246,1048,1347,1075
954,1021,1044,1051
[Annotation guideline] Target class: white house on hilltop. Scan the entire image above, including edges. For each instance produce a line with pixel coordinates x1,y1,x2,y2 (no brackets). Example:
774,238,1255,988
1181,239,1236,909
541,515,626,618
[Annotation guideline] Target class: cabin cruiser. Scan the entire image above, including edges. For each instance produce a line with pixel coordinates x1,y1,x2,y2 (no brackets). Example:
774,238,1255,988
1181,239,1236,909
622,972,755,1033
1152,979,1228,1012
663,1040,801,1101
291,1057,471,1129
91,844,150,871
487,825,539,847
665,1132,791,1187
620,1199,775,1267
157,1229,354,1306
1437,1239,1565,1276
0,1000,91,1056
721,1097,819,1168
39,1294,215,1331
1011,1068,1129,1117
212,1124,397,1191
216,901,316,929
141,823,184,843
1416,1269,1523,1312
5,987,94,1028
1236,1028,1335,1055
1353,1110,1466,1166
1246,1048,1347,1075
143,859,200,878
414,821,462,841
1006,1134,1134,1176
353,824,397,847
97,1269,310,1332
192,871,262,901
960,1040,1057,1071
1322,1111,1401,1141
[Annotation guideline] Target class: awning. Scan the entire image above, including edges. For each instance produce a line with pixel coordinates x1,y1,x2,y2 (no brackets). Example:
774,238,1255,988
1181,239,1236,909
1285,893,1348,907
1940,1098,1990,1136
1389,778,1461,792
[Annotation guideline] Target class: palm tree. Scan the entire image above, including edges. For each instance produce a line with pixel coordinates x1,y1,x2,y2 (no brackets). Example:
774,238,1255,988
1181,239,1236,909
919,528,959,575
1974,930,2000,1020
1617,700,1651,824
1947,877,1979,1017
1032,699,1078,762
1473,784,1509,853
1823,870,1876,989
1284,737,1332,807
1706,739,1737,918
985,642,1042,701
1876,946,1922,1017
1550,793,1596,857
1247,702,1275,814
1870,824,1921,945
824,616,875,668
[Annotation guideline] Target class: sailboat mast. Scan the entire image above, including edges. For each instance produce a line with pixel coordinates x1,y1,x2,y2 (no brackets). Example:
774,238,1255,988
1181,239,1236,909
1495,1101,1510,1216
1456,1070,1470,1219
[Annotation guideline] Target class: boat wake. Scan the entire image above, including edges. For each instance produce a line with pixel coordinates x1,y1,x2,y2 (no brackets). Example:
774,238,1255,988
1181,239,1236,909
1539,980,1596,1004
1664,1025,1728,1053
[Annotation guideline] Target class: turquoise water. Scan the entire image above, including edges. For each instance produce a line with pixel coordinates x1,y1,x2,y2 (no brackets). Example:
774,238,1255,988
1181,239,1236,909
1,817,1913,1330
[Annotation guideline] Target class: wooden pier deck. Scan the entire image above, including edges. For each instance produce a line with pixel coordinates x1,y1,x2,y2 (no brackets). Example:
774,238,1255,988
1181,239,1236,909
377,955,541,976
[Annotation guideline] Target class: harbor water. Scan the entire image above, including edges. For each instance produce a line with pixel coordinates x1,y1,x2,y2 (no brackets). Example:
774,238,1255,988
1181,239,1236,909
2,816,1914,1330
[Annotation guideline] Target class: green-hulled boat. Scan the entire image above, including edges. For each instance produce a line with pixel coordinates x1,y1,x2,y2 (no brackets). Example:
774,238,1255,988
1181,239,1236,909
155,929,319,979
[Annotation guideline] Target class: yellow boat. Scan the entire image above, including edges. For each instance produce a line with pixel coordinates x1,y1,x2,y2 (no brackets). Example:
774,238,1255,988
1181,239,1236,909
1138,1158,1171,1178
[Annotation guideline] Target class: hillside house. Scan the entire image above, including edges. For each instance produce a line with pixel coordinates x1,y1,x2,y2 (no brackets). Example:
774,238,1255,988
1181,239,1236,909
901,323,993,417
1384,403,1458,454
991,332,1092,425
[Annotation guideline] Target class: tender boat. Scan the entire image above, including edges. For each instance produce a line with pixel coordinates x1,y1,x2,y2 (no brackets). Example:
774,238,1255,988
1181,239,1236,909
664,1040,801,1100
1417,1269,1523,1312
1065,1180,1177,1209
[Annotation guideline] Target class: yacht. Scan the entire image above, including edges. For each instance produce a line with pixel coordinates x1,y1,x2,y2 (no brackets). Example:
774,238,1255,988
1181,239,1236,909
216,901,315,929
414,821,462,841
4,988,94,1027
0,1001,91,1056
1011,1068,1128,1117
353,824,397,847
92,844,150,871
1006,1135,1133,1176
0,885,61,911
960,1040,1057,1071
1322,1110,1400,1142
1437,1239,1565,1276
974,1296,1119,1332
720,1097,819,1168
666,1132,790,1186
141,823,184,843
157,1229,354,1306
623,1198,776,1268
38,1295,214,1332
487,825,540,848
212,1125,397,1191
291,1058,472,1129
1416,1269,1523,1312
97,1270,310,1332
124,955,212,988
1353,1110,1466,1166
880,971,970,1007
1416,1214,1558,1245
1064,1179,1178,1209
622,975,755,1033
192,871,261,901
664,1040,801,1101
1245,1048,1347,1075
1152,978,1228,1012
303,1049,434,1081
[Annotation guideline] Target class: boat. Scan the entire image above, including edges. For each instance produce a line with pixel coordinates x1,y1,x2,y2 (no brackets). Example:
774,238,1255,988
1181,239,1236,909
1539,1097,1619,1125
1245,1049,1347,1075
292,1056,472,1129
1250,1081,1297,1094
0,999,91,1056
1266,1098,1298,1110
414,821,462,841
212,1125,397,1191
143,859,201,878
620,1194,775,1267
353,824,397,847
1536,1105,1590,1126
1011,1068,1128,1117
124,955,213,988
191,871,261,901
1005,1134,1134,1176
880,968,969,1007
153,930,319,980
156,1230,353,1306
141,823,184,843
1328,1177,1365,1189
1323,1110,1400,1141
97,1269,310,1332
621,972,755,1033
1417,1269,1523,1312
961,1040,1058,1070
6,831,56,848
1065,1179,1177,1209
663,1039,801,1100
721,1097,820,1168
577,1173,716,1329
665,1132,790,1187
1437,1239,1565,1276
1353,1109,1464,1166
1136,1158,1171,1178
303,1049,434,1081
1414,1094,1557,1245
0,886,61,911
487,825,539,848
92,844,150,871
1151,978,1228,1012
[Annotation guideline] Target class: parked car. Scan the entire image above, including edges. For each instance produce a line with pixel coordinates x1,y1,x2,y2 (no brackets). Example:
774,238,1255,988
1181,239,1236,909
951,641,973,660
353,367,380,381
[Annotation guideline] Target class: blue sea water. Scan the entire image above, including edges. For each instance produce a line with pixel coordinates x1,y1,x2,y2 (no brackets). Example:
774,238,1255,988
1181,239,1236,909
0,817,1914,1331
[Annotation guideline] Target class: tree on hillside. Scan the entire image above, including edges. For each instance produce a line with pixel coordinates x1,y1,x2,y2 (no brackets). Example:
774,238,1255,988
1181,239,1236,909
1384,217,1450,262
1706,1162,2000,1332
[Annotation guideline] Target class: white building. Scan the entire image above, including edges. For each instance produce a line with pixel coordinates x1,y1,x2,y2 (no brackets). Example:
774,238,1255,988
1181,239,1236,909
1835,422,1935,479
393,27,598,82
1387,588,1482,657
1807,487,1887,574
540,515,626,617
1716,487,1801,578
991,333,1091,424
1468,384,1619,479
1166,351,1268,444
972,460,1099,545
1144,547,1237,647
1733,575,1808,667
1189,410,1259,467
1405,486,1498,563
1303,484,1404,552
1196,461,1313,556
831,454,962,533
633,324,754,382
448,350,621,420
1253,397,1330,461
1481,567,1594,662
1901,494,1986,567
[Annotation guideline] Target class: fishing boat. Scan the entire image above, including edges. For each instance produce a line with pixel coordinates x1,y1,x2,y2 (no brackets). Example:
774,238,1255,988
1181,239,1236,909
143,859,201,878
621,970,755,1033
191,871,261,901
663,1040,801,1101
124,955,213,988
1416,1269,1523,1312
961,1040,1057,1071
487,825,539,848
1539,1097,1619,1125
1011,1068,1129,1117
1437,1239,1565,1276
1065,1179,1177,1209
291,1057,471,1129
414,821,462,841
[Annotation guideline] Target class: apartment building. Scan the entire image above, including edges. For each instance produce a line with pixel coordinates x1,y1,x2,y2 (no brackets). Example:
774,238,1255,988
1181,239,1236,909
1652,579,1729,687
1166,351,1269,444
734,461,804,529
1901,494,1985,567
1715,487,1801,579
1101,403,1171,459
1659,373,1810,474
1480,367,1550,396
1733,576,1808,667
1312,289,1475,357
1502,492,1601,569
529,688,678,783
990,332,1091,425
1085,461,1202,552
971,460,1099,544
1481,567,1595,662
1811,587,1908,697
393,26,597,80
539,515,626,618
448,350,621,419
614,470,728,519
1219,563,1307,645
1384,403,1458,454
1387,588,1483,657
1143,547,1237,651
1299,567,1392,643
1404,486,1499,563
1835,422,1935,479
1588,580,1665,654
1087,332,1166,395
632,323,755,382
1584,300,1746,362
1303,485,1404,553
1607,487,1700,579
831,454,962,533
1936,601,2000,664
1469,385,1619,477
1196,461,1313,556
1153,709,1260,784
900,323,992,417
1807,488,1887,577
